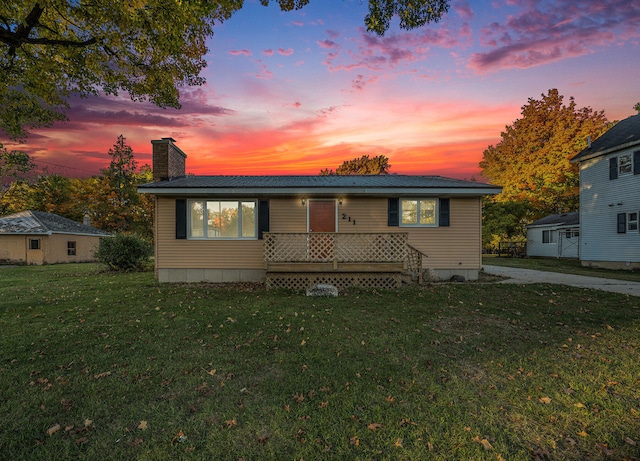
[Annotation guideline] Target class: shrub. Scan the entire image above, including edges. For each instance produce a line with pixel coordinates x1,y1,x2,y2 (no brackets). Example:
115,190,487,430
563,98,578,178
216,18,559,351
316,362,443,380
94,233,152,271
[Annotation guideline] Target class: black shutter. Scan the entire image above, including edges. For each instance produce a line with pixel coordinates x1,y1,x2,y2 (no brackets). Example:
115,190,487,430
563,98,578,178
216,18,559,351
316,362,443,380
609,157,618,180
258,200,269,239
176,199,187,239
388,198,399,226
634,151,640,175
439,198,450,227
617,213,626,233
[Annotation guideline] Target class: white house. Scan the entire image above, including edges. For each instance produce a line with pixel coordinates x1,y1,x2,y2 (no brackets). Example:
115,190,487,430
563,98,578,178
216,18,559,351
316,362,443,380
526,212,579,259
570,113,640,269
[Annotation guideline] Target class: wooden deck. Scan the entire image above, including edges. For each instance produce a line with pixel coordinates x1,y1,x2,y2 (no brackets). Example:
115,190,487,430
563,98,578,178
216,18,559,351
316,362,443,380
263,232,423,290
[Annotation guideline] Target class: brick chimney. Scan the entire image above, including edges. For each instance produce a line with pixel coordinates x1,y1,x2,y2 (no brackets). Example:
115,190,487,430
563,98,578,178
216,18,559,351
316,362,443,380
151,137,187,181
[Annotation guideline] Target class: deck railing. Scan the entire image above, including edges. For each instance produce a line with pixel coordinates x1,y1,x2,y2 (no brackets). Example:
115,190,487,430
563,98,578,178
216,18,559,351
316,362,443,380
264,232,409,264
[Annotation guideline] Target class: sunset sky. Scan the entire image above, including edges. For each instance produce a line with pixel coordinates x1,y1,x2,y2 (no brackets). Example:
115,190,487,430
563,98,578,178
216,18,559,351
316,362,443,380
6,0,640,180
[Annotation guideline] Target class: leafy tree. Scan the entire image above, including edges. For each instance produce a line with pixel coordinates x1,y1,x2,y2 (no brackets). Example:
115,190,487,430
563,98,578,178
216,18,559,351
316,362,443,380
1,1,450,140
634,102,640,113
479,89,610,219
320,154,391,175
0,145,34,214
481,199,530,252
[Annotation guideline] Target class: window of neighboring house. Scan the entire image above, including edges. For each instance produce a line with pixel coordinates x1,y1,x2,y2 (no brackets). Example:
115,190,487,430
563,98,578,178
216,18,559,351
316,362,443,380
628,212,638,232
564,229,579,239
28,238,40,250
400,198,437,226
188,200,257,239
619,154,633,175
542,230,555,244
67,241,76,256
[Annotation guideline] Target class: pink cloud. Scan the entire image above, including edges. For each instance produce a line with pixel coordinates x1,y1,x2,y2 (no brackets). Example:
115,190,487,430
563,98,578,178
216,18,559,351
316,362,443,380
469,0,640,72
262,49,274,56
321,24,472,74
291,20,304,27
277,48,294,56
453,0,474,21
228,49,252,56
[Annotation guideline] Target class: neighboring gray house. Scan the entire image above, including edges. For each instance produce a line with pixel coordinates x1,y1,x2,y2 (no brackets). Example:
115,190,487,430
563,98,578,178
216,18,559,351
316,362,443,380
570,113,640,269
0,210,110,265
526,212,579,259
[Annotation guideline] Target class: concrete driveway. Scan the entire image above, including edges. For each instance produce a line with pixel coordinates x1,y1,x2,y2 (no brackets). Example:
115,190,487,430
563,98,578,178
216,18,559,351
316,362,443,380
482,265,640,297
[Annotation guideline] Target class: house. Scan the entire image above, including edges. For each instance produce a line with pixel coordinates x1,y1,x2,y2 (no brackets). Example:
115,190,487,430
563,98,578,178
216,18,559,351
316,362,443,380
138,138,501,289
570,113,640,269
0,210,110,265
526,212,579,259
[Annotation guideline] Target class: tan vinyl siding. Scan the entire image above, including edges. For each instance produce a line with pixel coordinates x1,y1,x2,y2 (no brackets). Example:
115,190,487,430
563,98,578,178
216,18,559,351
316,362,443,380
337,197,481,269
155,197,264,269
270,198,308,232
155,196,482,272
406,198,481,270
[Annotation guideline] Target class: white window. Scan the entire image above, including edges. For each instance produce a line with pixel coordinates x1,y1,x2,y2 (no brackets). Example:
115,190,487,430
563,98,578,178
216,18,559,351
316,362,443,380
619,154,632,175
188,200,257,239
628,212,638,232
542,230,555,244
564,229,579,239
400,199,437,226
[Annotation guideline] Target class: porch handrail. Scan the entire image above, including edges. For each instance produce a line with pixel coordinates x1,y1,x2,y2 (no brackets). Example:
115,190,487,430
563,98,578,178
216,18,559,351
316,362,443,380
264,232,409,264
406,243,426,284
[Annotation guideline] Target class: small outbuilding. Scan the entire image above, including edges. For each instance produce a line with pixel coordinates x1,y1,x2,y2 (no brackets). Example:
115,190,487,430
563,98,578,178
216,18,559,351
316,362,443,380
0,210,110,265
526,212,579,259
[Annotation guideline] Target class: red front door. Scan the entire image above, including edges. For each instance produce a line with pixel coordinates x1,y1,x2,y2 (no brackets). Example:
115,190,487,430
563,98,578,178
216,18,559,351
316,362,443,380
308,200,336,260
308,200,336,233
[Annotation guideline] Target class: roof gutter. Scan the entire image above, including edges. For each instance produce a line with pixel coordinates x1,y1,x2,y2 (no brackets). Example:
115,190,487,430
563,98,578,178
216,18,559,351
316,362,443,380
137,186,502,197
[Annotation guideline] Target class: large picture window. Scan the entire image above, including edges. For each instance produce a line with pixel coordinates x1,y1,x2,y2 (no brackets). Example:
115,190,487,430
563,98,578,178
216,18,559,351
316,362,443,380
189,200,257,239
400,199,437,226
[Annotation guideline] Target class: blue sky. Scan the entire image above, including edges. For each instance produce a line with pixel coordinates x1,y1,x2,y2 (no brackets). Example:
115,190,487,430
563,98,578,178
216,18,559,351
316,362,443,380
12,0,640,179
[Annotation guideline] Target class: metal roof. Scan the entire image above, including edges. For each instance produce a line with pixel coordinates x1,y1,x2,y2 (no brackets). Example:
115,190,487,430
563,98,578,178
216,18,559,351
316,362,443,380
527,212,579,228
571,114,640,163
0,211,110,236
138,174,501,197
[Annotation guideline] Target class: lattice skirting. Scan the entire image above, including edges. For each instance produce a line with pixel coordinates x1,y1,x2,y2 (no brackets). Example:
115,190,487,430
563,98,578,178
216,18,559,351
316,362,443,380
265,272,401,292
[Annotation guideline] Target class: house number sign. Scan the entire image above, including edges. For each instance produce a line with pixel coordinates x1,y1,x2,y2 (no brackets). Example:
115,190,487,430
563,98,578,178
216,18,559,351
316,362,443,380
341,213,356,225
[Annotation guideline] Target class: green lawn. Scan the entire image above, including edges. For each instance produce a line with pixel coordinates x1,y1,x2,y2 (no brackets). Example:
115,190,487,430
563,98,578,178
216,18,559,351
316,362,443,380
1,264,639,460
483,255,640,282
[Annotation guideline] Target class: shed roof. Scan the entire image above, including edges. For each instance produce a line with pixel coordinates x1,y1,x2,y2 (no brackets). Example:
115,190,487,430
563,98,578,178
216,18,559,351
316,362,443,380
0,211,110,236
138,174,501,197
527,212,579,228
571,114,640,163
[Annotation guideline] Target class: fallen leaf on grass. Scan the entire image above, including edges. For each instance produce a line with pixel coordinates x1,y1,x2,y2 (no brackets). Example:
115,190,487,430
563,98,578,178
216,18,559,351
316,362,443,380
394,438,403,447
565,437,577,447
138,421,148,430
574,403,585,408
225,418,237,428
538,396,552,404
350,435,360,446
624,437,636,446
367,423,383,431
385,395,395,402
577,430,588,437
472,436,493,450
171,429,187,444
93,371,111,379
46,424,61,436
131,438,143,446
